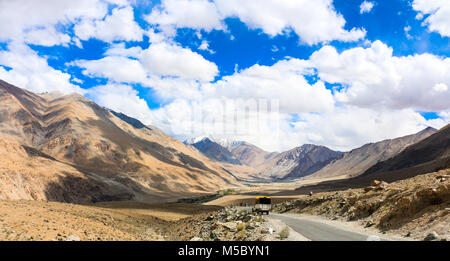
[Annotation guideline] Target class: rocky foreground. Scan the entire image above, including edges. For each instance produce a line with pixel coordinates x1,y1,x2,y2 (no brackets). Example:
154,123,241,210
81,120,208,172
162,207,296,241
273,169,450,241
0,200,288,241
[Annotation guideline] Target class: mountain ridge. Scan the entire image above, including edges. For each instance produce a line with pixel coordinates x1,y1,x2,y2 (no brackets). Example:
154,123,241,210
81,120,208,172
0,79,239,203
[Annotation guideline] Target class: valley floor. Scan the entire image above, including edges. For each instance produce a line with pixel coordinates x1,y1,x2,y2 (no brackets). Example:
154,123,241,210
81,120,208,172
0,169,448,241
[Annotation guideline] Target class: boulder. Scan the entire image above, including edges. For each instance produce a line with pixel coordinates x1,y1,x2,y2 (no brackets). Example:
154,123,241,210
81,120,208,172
424,231,439,241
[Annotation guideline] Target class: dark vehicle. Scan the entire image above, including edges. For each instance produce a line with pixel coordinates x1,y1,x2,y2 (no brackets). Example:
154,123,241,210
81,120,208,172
253,196,271,215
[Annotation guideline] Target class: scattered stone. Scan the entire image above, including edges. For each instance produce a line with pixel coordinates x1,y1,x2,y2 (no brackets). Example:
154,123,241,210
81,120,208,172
66,235,80,241
365,220,375,227
424,231,439,241
371,180,381,186
190,236,203,241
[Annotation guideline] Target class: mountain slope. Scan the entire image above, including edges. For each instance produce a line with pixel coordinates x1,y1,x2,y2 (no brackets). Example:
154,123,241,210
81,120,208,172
0,79,238,203
189,138,241,165
227,141,277,167
361,124,450,179
307,127,437,180
257,144,341,180
278,124,450,195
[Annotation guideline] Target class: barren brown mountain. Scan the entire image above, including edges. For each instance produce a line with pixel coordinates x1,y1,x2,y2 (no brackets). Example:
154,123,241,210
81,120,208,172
278,124,450,195
257,144,341,180
227,141,277,167
307,127,436,180
189,138,241,164
0,80,239,203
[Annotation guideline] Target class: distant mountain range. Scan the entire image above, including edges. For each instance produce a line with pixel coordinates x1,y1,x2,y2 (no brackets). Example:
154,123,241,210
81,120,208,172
307,127,437,180
185,126,437,182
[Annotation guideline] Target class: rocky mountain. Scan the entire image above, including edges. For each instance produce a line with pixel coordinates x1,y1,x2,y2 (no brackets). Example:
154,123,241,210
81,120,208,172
361,124,450,180
257,144,342,180
279,124,449,195
187,138,343,181
227,141,277,167
307,127,437,180
0,79,239,203
189,137,241,165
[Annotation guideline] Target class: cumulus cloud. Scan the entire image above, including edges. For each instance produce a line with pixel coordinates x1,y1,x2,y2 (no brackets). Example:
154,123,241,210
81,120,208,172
73,56,149,84
216,0,366,45
140,42,219,82
0,0,110,44
146,0,224,36
147,0,366,45
360,1,375,14
74,6,144,42
0,43,83,94
203,59,334,113
86,84,154,124
291,106,444,151
413,0,450,37
310,40,450,111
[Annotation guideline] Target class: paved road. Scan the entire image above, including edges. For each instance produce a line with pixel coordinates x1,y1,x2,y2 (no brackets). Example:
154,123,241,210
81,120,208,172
269,213,387,241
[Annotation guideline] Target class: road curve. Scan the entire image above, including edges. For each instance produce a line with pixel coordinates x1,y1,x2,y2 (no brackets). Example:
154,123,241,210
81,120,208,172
269,213,388,241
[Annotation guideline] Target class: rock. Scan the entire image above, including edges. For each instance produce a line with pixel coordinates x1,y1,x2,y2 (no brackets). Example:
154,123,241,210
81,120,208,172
190,237,203,241
371,180,381,186
365,220,375,227
309,191,313,196
424,231,439,241
364,186,376,192
222,222,237,231
66,235,80,241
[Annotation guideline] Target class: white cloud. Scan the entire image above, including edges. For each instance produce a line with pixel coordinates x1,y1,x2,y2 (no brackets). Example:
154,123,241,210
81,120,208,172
140,42,219,82
73,56,149,84
86,84,154,124
0,0,109,44
23,27,71,47
290,106,444,151
104,43,143,57
150,98,445,152
146,0,365,45
198,40,215,54
213,0,366,45
0,43,83,94
74,6,144,42
310,40,450,111
360,1,375,14
203,59,334,113
145,0,225,36
413,0,450,37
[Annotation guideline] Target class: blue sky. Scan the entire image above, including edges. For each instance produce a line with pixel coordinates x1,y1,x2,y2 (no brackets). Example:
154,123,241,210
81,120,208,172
0,0,449,151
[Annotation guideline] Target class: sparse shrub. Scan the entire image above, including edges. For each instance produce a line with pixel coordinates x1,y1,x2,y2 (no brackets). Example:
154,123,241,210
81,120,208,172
219,189,236,195
279,227,290,240
235,230,247,240
236,223,245,231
